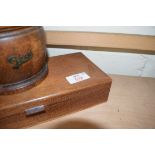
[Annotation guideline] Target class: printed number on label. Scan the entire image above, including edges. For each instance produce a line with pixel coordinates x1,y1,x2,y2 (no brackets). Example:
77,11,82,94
66,72,90,84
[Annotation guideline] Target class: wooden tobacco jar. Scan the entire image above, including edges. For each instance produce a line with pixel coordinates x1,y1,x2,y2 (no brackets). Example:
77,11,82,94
0,26,48,95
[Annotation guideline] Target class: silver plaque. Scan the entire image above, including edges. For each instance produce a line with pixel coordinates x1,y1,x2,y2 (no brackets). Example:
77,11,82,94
25,105,45,116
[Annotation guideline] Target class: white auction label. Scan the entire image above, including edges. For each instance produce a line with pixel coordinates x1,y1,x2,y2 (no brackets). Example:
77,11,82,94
66,72,90,84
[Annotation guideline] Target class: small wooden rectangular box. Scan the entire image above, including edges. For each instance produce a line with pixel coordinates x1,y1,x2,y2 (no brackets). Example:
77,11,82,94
0,53,112,128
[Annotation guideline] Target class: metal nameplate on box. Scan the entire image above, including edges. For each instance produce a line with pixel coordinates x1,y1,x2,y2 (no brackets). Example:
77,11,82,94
25,105,45,116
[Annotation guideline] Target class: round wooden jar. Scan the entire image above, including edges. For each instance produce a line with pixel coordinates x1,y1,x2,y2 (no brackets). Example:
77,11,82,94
0,26,48,95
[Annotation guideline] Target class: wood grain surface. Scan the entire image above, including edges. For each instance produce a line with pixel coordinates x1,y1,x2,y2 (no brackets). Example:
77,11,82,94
0,53,111,128
0,26,48,95
46,31,155,54
31,74,155,129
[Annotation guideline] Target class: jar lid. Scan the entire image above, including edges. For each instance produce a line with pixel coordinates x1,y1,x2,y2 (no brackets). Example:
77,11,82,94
0,26,32,33
0,26,41,38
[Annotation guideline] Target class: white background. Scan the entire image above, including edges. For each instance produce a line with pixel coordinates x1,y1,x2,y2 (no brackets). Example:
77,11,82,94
0,0,155,155
45,26,155,78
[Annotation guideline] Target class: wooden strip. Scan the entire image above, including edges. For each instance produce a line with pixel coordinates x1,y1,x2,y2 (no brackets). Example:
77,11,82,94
46,31,155,54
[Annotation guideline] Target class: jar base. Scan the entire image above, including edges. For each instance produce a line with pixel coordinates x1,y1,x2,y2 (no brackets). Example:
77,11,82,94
0,64,48,95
